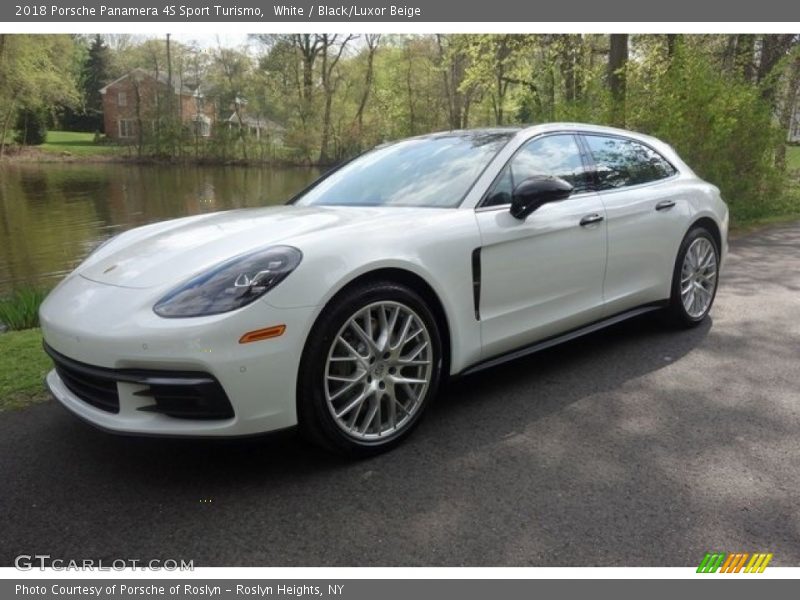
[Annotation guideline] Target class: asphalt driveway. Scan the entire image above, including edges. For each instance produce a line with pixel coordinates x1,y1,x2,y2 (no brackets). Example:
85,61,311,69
1,222,799,567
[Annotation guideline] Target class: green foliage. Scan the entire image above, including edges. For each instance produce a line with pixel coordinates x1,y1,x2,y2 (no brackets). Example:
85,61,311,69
0,287,48,331
58,34,112,132
0,328,51,412
788,146,800,172
0,34,80,154
85,35,112,117
626,40,784,223
13,108,48,145
3,33,799,225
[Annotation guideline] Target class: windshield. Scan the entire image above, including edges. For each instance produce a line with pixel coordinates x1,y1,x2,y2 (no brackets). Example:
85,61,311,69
294,132,514,208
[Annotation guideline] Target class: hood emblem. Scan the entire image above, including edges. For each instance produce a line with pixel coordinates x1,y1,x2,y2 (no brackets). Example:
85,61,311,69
103,264,118,274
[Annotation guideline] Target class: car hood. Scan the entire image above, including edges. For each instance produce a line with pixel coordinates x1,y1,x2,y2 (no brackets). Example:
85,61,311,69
80,205,435,289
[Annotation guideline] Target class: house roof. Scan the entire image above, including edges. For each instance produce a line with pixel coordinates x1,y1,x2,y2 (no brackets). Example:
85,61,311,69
99,68,202,96
226,112,285,131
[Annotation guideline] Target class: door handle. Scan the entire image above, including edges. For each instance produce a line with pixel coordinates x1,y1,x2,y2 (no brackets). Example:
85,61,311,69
579,213,604,227
655,200,676,211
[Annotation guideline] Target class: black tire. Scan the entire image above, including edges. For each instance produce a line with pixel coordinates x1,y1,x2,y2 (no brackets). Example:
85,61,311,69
664,226,720,328
297,280,443,457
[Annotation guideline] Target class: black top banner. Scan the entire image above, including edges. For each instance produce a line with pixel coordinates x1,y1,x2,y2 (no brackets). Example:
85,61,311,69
2,0,800,22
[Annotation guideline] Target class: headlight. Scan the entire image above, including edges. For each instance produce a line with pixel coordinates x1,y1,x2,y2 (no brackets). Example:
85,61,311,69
153,246,302,318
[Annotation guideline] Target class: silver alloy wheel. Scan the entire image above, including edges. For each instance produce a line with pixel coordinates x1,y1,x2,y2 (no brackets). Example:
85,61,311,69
680,237,718,319
324,301,433,441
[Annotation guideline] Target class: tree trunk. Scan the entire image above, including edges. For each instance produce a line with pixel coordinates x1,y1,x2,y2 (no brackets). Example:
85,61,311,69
608,34,628,127
234,104,247,161
736,35,756,81
318,37,332,164
776,52,800,170
319,88,333,163
406,50,416,135
291,34,320,133
721,35,737,73
166,33,174,156
354,35,379,136
0,95,17,158
298,34,316,107
318,35,352,164
133,81,144,158
561,35,581,103
436,35,456,129
495,71,505,125
437,36,469,129
757,34,795,107
462,95,471,128
666,34,679,59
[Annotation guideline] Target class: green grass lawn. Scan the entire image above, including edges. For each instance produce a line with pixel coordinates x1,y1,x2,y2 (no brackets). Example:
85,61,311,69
0,329,51,412
788,145,800,172
39,130,121,157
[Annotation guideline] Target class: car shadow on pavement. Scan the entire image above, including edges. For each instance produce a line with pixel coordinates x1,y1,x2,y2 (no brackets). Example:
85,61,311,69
1,313,728,567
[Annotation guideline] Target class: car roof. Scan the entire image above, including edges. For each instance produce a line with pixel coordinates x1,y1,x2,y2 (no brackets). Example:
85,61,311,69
518,122,663,143
374,128,521,148
422,127,523,138
398,123,664,147
371,124,679,170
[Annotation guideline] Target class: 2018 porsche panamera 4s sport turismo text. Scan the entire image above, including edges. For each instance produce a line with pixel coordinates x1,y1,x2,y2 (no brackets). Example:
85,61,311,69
40,123,728,455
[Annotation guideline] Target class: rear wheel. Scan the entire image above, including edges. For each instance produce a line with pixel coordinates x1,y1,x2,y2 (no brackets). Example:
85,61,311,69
665,227,719,327
297,281,442,456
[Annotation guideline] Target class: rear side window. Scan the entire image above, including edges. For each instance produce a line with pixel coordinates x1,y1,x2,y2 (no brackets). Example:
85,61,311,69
583,135,676,190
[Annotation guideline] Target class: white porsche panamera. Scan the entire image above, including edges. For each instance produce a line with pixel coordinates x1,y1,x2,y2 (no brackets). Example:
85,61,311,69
40,123,728,455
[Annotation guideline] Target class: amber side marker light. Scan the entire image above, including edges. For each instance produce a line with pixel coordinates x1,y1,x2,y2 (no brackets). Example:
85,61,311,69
239,325,286,344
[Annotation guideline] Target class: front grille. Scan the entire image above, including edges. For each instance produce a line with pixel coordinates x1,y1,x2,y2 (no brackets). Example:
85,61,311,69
54,364,120,413
44,343,234,420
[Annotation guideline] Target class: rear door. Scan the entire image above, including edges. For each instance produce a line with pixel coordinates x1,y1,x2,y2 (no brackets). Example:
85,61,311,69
580,134,688,314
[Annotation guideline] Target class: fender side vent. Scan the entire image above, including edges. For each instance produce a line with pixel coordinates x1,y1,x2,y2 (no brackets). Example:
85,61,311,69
471,247,482,320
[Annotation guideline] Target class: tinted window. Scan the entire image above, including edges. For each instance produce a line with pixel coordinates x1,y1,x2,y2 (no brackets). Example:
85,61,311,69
295,132,513,208
584,135,676,190
484,134,589,206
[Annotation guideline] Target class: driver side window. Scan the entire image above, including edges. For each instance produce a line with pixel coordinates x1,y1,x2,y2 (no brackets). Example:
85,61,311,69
483,134,588,207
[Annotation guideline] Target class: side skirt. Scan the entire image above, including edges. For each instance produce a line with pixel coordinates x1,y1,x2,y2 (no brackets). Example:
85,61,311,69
458,302,668,377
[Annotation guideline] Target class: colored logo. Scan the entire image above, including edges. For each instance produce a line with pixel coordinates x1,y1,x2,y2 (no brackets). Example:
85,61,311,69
697,552,773,573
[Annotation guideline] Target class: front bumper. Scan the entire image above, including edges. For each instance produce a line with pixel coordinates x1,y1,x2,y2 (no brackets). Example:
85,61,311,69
41,273,317,436
45,343,235,419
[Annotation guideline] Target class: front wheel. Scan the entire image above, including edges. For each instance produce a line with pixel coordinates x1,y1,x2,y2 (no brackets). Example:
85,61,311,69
297,281,443,456
665,226,720,327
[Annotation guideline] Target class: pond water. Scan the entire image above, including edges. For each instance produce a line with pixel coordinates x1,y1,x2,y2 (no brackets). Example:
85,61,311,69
0,163,321,294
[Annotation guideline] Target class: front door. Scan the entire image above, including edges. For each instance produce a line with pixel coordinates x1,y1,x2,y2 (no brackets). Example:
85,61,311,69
475,133,608,360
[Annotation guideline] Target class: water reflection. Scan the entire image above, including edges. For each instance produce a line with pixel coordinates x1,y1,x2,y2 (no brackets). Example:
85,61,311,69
0,163,320,293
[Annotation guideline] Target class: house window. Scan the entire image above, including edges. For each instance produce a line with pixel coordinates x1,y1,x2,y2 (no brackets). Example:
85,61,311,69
193,117,211,137
118,119,136,138
117,91,127,107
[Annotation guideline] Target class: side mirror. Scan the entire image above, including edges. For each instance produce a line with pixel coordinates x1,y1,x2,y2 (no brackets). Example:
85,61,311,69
510,176,574,220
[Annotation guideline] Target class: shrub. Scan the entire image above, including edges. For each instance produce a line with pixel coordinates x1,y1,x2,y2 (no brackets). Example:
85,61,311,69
13,108,48,146
0,287,48,331
625,42,784,224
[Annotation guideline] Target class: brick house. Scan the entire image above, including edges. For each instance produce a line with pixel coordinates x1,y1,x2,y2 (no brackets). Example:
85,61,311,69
100,68,216,141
